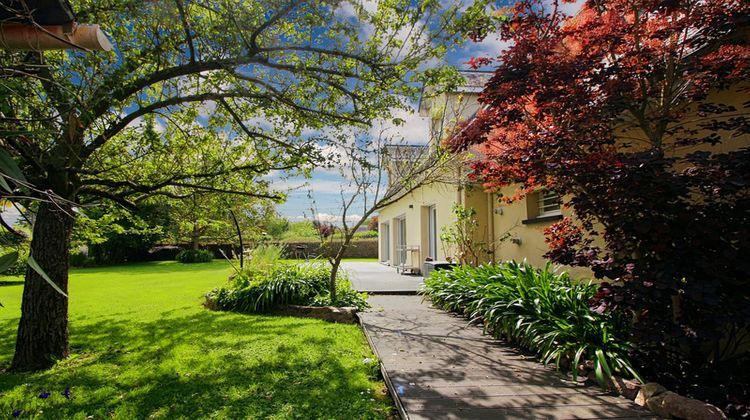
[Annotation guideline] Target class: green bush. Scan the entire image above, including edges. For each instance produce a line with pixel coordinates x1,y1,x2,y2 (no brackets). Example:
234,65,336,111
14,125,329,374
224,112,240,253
246,243,284,272
176,249,213,263
206,260,369,313
0,245,28,276
280,221,320,241
69,252,95,268
311,279,369,310
421,261,641,386
353,230,378,239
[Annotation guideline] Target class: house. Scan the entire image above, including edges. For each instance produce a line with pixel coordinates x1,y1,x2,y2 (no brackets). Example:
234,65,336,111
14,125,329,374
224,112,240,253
377,66,749,277
377,71,581,276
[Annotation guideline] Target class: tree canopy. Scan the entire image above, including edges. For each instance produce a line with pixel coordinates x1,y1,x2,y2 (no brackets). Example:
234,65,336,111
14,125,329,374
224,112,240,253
0,0,470,371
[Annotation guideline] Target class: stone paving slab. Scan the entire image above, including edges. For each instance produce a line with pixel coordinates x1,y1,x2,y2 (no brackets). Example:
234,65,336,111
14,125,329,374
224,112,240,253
342,262,423,293
359,295,654,420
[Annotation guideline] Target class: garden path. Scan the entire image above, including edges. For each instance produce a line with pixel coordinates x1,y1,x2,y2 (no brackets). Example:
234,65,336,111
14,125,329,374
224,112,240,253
359,294,654,419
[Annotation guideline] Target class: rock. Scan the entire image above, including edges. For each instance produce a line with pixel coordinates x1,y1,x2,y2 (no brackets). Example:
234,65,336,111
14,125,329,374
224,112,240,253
645,392,673,418
576,360,595,379
611,376,642,400
272,305,358,324
646,391,726,420
635,383,666,406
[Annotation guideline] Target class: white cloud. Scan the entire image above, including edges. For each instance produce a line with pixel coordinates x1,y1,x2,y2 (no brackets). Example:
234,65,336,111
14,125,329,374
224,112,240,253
310,212,363,225
472,33,512,58
370,103,429,145
269,175,359,195
555,0,586,16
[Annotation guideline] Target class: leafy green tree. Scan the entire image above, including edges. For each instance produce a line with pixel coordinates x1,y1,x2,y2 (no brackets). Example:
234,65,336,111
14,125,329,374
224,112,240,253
0,0,463,370
73,203,171,265
260,213,290,240
164,190,276,249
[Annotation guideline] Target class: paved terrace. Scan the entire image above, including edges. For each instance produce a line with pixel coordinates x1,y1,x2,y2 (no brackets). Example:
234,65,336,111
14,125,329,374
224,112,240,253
351,264,652,420
343,262,423,293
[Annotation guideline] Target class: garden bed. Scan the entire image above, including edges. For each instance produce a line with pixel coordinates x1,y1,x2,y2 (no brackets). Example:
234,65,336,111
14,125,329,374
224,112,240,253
420,261,727,419
271,305,358,324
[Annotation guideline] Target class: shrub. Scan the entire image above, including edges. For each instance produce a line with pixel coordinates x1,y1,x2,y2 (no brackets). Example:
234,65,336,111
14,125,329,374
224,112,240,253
353,230,378,239
176,249,213,263
421,261,640,386
69,252,95,268
281,221,320,241
206,261,369,313
311,279,369,311
246,243,284,272
0,245,28,276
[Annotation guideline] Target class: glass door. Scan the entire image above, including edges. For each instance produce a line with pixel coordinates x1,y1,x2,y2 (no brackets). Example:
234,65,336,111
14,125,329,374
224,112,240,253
427,205,437,260
381,223,390,262
397,217,406,266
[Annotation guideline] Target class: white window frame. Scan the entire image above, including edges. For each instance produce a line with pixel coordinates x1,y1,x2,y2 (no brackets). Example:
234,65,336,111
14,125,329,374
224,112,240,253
538,191,562,217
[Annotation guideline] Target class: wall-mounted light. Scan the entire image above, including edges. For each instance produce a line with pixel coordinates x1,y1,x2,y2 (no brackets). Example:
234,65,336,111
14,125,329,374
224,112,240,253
494,207,503,215
510,236,522,245
408,204,413,209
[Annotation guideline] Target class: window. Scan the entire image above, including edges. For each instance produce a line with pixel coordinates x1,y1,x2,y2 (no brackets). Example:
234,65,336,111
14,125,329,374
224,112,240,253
538,191,562,217
427,206,437,260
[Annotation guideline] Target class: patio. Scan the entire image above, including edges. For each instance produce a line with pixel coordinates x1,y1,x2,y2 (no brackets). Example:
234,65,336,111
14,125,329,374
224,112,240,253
342,262,424,294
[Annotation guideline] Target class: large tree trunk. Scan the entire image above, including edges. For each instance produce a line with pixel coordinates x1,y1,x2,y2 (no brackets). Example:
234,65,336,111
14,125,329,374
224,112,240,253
10,201,75,371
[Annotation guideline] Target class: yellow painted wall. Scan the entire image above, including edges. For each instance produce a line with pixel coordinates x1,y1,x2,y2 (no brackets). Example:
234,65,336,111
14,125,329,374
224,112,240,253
377,181,460,267
490,185,594,279
462,186,494,264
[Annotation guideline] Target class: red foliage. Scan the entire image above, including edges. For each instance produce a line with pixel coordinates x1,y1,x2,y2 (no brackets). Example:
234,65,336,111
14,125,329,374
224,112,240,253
367,216,378,231
312,220,335,238
453,0,750,412
465,56,494,69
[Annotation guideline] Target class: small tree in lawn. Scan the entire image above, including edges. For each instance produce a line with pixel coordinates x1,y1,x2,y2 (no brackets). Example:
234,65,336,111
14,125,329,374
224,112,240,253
165,189,271,250
449,0,750,406
310,126,460,303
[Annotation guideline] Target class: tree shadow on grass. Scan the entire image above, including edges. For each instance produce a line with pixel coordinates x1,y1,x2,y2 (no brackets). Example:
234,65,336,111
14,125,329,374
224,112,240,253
0,310,392,419
0,280,23,287
69,261,232,277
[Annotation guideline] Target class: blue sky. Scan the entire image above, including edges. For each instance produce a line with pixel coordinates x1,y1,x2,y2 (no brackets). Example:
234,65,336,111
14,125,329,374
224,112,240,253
271,0,585,225
272,10,511,225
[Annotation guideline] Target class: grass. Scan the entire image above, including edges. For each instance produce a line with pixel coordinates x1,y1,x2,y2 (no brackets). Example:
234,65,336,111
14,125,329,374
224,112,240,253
0,261,392,419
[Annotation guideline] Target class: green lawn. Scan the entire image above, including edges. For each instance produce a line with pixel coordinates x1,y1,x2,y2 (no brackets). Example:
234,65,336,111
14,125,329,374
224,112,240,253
0,261,392,419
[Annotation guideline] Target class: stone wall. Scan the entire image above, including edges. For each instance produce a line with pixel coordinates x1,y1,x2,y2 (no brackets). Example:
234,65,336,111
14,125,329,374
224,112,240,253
146,239,379,261
271,239,378,259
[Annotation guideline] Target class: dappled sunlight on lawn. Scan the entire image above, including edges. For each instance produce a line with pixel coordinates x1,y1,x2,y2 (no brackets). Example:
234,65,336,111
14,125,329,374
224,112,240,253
0,262,391,418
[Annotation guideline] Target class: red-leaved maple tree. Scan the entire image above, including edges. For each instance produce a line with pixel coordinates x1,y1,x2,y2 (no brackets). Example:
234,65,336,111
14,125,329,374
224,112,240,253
450,0,749,412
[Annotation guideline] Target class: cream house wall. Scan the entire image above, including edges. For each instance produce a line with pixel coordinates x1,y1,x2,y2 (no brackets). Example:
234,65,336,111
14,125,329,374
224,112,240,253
427,92,483,146
489,185,596,279
461,187,494,264
377,181,460,267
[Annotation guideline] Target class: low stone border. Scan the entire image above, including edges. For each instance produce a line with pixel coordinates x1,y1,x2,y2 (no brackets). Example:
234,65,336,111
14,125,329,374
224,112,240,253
582,372,726,419
271,305,358,324
356,312,408,420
